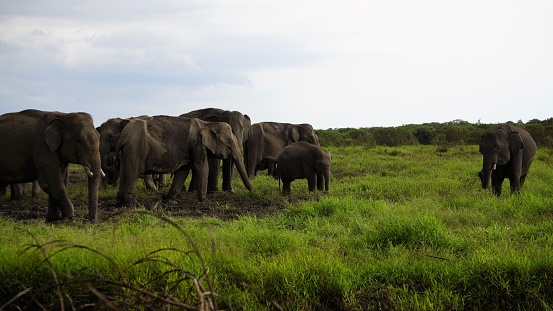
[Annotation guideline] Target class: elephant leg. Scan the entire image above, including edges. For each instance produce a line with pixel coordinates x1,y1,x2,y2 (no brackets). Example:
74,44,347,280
519,174,528,188
41,176,74,221
164,168,188,201
267,161,277,178
194,160,209,202
282,178,292,195
10,183,27,200
188,171,197,192
117,152,140,206
157,174,167,189
143,174,158,191
207,157,220,193
510,176,522,193
31,180,40,198
491,172,504,196
221,158,234,192
307,174,317,192
46,195,62,221
316,173,324,191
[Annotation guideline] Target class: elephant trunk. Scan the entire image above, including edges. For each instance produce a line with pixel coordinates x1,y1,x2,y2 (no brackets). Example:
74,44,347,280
480,156,496,189
233,154,252,191
87,152,102,222
323,168,330,192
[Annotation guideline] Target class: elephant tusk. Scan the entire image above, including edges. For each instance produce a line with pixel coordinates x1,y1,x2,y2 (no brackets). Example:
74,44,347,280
492,163,497,170
83,166,94,178
100,169,106,178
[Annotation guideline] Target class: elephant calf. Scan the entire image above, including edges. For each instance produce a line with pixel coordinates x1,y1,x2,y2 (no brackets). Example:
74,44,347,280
277,142,331,195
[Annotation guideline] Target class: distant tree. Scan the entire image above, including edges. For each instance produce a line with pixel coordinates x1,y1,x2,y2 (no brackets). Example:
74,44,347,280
314,117,553,147
414,126,436,145
443,125,469,144
345,128,376,147
372,127,417,146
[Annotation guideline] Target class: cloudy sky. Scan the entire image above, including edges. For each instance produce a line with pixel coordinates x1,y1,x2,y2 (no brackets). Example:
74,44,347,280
1,0,552,129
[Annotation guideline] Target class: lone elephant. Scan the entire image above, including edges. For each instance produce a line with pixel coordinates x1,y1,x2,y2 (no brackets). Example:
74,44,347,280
277,142,331,195
478,124,537,196
97,116,165,190
180,108,251,193
0,109,103,222
116,116,252,205
245,122,320,178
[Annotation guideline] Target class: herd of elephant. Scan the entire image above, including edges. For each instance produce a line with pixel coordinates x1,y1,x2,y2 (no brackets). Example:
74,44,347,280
0,108,331,222
0,108,537,223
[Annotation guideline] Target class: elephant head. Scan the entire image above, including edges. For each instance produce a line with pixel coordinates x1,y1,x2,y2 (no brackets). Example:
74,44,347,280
478,126,525,189
201,122,252,191
290,123,320,146
97,117,134,186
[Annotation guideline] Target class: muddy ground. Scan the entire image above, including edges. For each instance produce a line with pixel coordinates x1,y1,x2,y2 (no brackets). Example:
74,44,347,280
0,170,294,223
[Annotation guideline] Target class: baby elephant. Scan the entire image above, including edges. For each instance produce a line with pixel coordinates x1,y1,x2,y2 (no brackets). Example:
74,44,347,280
277,142,331,194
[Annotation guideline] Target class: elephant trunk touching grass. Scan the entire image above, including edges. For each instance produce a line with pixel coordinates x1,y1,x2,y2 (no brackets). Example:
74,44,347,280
479,153,497,190
230,139,253,192
86,150,103,222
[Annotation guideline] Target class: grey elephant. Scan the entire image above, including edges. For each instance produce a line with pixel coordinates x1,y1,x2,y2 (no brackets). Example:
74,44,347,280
116,116,252,205
245,122,320,177
0,109,103,222
97,116,165,190
478,124,537,196
277,142,331,195
179,108,251,193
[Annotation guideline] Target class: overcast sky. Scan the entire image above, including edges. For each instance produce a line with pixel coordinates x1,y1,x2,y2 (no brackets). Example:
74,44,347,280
1,0,552,129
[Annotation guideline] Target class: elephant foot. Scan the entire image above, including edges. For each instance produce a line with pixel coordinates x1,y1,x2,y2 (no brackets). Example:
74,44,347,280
161,192,177,202
207,188,220,194
162,198,180,205
197,195,207,202
116,193,138,207
46,215,75,223
222,185,234,193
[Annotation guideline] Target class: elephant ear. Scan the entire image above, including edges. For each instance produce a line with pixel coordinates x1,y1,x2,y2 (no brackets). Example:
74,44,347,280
45,118,63,152
290,126,301,142
201,126,218,154
119,119,131,129
508,132,525,153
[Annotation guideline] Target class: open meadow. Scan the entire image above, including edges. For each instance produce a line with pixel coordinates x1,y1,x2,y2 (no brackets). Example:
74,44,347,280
1,144,553,310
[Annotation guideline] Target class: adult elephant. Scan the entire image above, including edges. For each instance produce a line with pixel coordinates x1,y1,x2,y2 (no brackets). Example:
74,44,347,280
179,108,251,192
0,109,103,222
245,122,320,177
277,142,331,194
97,116,164,190
116,116,252,206
478,124,537,196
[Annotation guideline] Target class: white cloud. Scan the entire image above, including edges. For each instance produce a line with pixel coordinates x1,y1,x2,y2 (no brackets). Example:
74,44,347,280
1,0,552,128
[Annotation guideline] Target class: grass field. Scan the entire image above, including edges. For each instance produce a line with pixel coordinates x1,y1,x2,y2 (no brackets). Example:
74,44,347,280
1,145,553,310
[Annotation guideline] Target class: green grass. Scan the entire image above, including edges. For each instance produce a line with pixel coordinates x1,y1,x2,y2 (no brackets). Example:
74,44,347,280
1,145,553,310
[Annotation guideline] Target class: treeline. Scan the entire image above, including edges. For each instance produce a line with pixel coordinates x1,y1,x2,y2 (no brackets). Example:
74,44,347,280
316,118,553,147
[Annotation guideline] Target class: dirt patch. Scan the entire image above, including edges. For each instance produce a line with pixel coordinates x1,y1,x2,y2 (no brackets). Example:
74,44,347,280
1,189,290,222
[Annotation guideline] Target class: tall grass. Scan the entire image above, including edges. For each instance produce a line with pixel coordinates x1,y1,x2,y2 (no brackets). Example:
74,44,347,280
1,145,553,310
